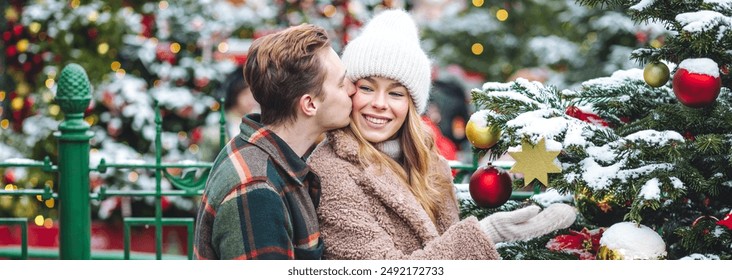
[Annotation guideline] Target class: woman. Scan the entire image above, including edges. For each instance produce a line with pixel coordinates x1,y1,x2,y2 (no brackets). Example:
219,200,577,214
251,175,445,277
308,9,576,260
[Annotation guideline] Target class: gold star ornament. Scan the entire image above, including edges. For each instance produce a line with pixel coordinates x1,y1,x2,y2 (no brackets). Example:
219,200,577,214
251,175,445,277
508,138,562,187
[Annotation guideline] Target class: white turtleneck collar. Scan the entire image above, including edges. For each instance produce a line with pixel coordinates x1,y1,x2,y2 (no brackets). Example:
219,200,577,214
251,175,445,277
374,139,402,161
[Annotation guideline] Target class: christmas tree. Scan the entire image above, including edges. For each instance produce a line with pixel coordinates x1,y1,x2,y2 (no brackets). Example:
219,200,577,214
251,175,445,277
466,0,732,259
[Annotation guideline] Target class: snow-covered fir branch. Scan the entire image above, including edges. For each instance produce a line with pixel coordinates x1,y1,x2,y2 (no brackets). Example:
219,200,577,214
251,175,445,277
472,69,700,224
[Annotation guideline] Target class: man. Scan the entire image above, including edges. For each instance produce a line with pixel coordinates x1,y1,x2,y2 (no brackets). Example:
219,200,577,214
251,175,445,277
194,24,356,259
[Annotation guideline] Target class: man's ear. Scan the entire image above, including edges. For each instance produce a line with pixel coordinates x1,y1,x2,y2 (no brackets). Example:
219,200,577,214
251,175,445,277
300,93,318,117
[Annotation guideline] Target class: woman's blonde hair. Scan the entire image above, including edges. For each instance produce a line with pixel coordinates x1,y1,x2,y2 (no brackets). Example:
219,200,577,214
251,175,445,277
345,99,455,224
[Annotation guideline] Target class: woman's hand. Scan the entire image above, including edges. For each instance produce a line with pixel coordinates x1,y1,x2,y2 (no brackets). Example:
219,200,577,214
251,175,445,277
479,204,576,243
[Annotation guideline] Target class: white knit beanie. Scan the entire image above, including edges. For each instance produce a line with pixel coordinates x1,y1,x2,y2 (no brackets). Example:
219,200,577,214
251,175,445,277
341,9,432,114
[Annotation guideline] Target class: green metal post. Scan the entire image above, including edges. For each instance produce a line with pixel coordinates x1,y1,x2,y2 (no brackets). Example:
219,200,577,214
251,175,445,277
154,101,163,260
54,63,93,259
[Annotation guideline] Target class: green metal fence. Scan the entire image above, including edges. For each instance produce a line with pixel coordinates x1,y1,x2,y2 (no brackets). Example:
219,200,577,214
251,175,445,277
0,64,212,260
0,63,537,260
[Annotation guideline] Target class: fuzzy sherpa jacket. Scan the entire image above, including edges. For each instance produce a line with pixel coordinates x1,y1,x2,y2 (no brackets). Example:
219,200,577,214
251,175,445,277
307,129,500,260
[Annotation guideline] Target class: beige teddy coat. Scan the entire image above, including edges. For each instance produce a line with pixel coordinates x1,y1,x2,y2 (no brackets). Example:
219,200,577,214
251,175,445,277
307,129,500,260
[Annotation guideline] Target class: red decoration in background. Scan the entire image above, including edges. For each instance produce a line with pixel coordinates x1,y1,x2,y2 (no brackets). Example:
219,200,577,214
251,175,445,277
468,164,512,208
672,68,721,108
140,14,155,37
565,106,610,127
6,45,18,57
718,213,732,230
33,53,42,64
177,105,194,118
12,25,23,36
161,196,171,211
87,28,98,40
190,127,203,144
232,55,247,65
692,215,719,228
422,116,457,161
85,100,95,116
4,20,46,84
194,77,210,89
338,0,363,46
3,170,16,184
546,228,605,260
683,131,695,141
463,70,486,83
7,91,35,132
635,31,648,44
155,42,176,64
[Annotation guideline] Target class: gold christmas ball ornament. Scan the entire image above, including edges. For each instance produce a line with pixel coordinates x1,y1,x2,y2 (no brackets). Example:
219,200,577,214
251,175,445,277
597,222,666,260
573,189,628,227
465,117,501,149
643,61,670,88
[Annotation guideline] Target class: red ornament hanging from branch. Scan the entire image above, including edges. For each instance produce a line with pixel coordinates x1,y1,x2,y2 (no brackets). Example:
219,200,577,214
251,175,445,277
468,164,513,208
672,58,721,108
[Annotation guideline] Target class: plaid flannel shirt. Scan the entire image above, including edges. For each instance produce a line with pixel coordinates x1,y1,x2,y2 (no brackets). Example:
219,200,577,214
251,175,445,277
194,114,323,259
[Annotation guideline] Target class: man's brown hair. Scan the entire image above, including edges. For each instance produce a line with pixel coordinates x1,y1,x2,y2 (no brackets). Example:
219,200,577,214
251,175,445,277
244,24,331,126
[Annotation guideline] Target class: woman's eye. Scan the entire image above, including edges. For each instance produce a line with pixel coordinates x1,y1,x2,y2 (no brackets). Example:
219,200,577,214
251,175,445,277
359,86,373,91
389,91,405,97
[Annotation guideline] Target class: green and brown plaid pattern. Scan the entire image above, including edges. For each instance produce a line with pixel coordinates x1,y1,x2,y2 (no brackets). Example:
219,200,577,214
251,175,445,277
194,114,323,260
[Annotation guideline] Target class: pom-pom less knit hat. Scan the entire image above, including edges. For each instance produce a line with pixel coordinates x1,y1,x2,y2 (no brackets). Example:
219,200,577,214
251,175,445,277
341,9,432,114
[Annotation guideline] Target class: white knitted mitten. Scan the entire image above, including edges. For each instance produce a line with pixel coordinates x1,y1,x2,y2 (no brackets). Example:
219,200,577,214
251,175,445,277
480,204,576,243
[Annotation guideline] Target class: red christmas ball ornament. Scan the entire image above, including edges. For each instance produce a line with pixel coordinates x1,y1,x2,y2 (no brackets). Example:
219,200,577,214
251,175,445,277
12,25,24,36
469,164,513,208
190,127,203,144
6,45,17,57
672,58,721,108
161,196,172,211
3,170,16,184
